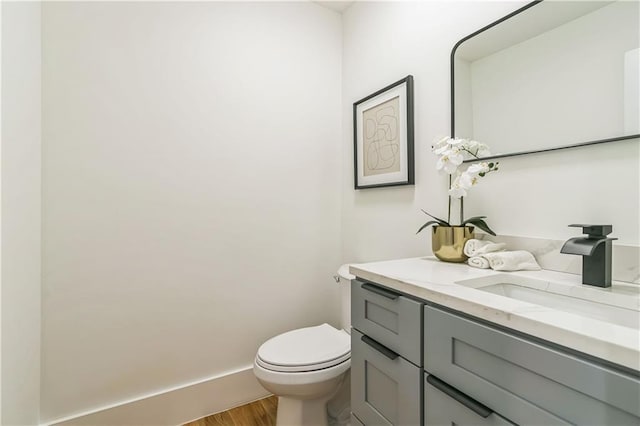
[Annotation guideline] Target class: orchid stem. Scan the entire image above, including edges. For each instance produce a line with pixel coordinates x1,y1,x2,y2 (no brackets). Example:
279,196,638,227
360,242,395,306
461,147,479,159
447,175,452,224
460,197,464,225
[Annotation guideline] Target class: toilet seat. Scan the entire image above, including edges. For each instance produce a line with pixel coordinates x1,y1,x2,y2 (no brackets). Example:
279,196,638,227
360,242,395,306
256,323,350,373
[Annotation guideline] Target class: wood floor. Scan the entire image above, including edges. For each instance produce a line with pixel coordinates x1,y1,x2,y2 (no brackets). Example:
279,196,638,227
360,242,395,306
185,396,278,426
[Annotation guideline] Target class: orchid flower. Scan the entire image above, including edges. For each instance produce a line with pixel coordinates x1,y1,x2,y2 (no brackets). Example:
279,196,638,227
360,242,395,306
418,136,499,236
432,137,499,199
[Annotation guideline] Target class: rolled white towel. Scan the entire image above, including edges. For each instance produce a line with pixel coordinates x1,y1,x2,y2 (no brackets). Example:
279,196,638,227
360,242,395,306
468,256,490,269
482,251,541,271
463,239,506,257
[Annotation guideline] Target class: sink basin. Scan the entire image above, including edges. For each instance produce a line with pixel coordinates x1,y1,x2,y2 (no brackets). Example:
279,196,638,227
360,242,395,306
456,275,640,330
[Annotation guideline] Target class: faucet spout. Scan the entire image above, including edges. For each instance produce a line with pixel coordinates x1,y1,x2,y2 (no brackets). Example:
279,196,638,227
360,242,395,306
561,224,617,288
560,237,615,257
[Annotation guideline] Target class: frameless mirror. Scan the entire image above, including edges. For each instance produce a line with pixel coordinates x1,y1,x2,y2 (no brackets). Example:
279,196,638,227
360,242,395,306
452,0,639,161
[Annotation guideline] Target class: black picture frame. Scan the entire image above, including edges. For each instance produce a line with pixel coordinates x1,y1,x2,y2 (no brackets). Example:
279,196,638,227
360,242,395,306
353,75,414,189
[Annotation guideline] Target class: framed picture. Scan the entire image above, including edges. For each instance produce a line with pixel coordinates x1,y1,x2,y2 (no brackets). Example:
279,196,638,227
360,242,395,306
353,75,414,189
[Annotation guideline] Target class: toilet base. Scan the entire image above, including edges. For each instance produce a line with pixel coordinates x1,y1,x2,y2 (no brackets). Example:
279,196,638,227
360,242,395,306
276,394,332,426
273,373,348,426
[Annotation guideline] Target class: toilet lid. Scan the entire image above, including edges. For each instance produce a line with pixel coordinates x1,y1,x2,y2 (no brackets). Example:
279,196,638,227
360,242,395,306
256,324,351,372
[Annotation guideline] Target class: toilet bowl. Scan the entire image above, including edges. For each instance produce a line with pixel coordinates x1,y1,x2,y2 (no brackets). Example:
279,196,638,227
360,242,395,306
253,265,354,426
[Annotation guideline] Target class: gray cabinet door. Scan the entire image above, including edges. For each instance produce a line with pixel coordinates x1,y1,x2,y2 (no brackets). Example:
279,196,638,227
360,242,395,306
351,329,421,426
352,279,422,366
424,305,640,425
424,374,515,426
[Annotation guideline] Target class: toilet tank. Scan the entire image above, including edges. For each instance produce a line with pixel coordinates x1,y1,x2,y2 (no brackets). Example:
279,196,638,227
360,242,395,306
336,264,355,332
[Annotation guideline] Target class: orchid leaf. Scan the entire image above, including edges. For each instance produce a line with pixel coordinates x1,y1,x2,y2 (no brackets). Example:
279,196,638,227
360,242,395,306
464,218,496,236
416,220,443,234
461,216,487,225
420,209,450,226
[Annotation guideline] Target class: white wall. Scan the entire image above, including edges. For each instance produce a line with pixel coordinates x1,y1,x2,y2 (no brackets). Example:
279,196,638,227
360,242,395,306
1,1,42,424
1,4,3,420
41,2,342,421
341,0,639,266
342,1,522,263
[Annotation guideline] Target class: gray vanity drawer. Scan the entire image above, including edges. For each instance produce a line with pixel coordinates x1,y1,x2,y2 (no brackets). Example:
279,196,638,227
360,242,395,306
351,329,421,426
352,279,422,366
424,305,640,425
424,374,515,426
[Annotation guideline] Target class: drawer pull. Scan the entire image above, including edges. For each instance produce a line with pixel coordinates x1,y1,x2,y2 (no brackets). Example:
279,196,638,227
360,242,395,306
361,335,399,360
426,375,493,418
361,282,399,300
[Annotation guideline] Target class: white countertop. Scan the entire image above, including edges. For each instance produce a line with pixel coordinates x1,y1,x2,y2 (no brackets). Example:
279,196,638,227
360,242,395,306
350,257,640,372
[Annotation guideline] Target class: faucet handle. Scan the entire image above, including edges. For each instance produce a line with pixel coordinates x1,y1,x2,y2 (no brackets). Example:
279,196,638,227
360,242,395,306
568,224,613,238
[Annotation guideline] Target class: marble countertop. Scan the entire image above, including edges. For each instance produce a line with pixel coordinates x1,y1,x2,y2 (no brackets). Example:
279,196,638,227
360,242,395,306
350,257,640,372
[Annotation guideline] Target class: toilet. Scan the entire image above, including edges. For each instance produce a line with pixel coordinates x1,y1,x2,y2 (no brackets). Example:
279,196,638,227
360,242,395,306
253,265,354,426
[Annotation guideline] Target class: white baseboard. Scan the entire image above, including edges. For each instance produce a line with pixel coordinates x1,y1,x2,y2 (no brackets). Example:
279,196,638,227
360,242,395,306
44,366,270,426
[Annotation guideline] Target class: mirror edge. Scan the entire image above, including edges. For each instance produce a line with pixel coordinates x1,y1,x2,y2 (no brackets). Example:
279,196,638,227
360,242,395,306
450,0,542,138
450,0,639,163
459,134,640,163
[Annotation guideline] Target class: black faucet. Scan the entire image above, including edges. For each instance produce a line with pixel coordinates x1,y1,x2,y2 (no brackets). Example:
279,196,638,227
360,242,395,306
560,224,617,288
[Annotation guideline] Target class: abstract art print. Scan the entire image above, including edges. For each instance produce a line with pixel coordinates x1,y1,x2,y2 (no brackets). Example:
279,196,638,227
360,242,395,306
354,75,414,189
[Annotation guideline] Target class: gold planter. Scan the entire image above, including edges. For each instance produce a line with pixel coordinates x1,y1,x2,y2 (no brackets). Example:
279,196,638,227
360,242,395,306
432,226,475,263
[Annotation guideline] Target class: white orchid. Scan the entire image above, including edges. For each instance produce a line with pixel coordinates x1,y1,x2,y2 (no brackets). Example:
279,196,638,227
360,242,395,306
433,143,451,155
458,172,477,189
436,149,463,174
448,176,468,198
418,136,500,237
432,137,499,199
466,162,490,176
450,169,479,196
433,135,451,148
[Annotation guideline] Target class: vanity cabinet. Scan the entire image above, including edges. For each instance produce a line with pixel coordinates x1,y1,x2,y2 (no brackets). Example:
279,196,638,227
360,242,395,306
351,329,421,425
423,374,514,426
350,277,640,426
350,279,422,425
424,305,640,426
351,279,422,366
